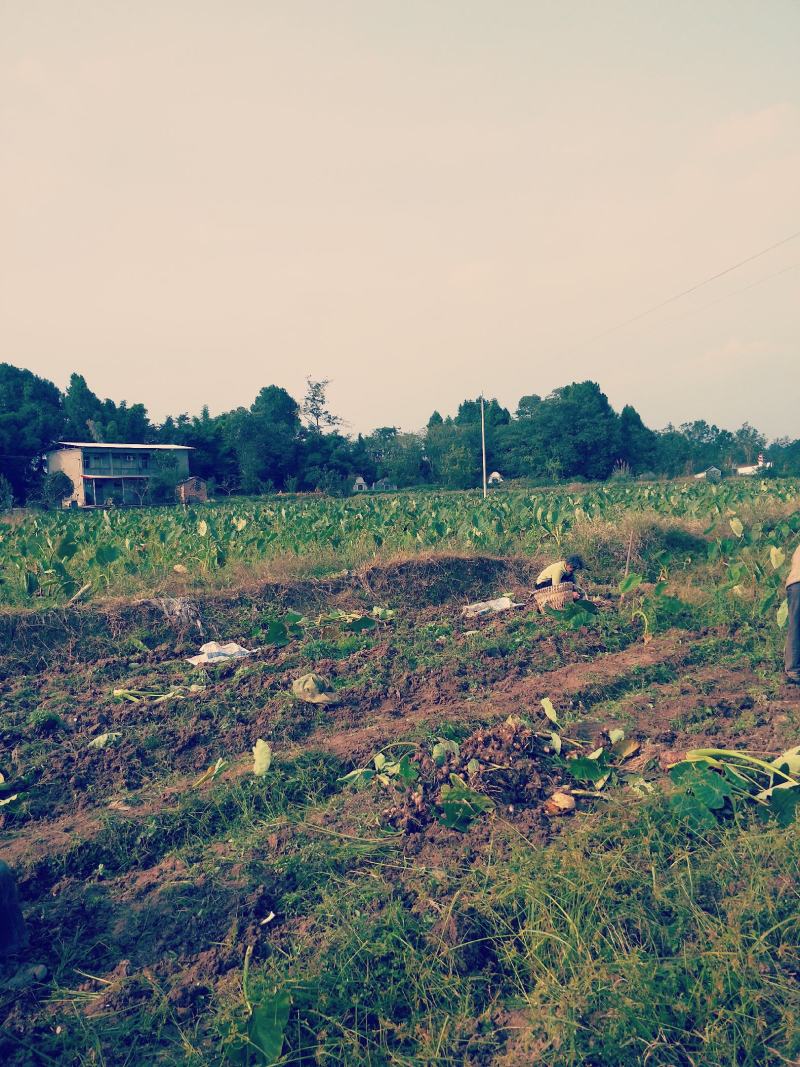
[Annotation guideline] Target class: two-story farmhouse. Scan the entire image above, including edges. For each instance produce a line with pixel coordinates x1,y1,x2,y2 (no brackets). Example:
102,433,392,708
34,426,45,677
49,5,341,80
46,442,192,507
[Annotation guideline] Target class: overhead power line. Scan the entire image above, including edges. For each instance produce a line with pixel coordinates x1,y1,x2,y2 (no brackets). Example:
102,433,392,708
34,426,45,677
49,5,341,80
668,260,800,323
590,227,800,342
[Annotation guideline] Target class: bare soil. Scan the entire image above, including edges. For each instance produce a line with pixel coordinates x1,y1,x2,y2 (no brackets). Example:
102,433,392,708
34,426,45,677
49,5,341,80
1,555,798,1065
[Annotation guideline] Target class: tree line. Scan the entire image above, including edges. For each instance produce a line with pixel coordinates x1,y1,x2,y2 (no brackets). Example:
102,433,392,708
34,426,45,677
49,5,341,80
1,362,798,505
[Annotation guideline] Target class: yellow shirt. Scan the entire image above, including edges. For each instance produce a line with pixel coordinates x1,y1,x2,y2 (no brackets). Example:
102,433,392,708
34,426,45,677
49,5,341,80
537,561,569,586
788,545,800,588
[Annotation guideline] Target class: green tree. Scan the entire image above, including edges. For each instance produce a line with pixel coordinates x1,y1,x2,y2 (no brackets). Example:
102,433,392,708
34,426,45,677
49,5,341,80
538,382,621,480
618,405,659,473
455,397,510,427
502,382,621,481
62,374,105,440
0,363,64,501
440,443,478,488
146,453,181,504
733,422,766,466
515,394,542,420
226,386,302,493
302,378,342,433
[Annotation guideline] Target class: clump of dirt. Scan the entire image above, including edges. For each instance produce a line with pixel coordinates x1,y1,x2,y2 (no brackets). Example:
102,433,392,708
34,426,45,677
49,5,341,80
384,717,564,834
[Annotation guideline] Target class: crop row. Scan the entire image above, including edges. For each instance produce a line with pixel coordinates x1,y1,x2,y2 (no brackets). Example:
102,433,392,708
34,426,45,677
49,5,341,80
0,479,798,606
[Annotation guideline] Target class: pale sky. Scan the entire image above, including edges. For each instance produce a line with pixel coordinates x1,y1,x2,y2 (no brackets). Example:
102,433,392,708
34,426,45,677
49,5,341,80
1,1,799,438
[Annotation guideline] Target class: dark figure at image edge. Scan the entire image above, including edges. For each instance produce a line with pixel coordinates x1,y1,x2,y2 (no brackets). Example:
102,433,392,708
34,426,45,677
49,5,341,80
0,860,27,957
786,544,800,684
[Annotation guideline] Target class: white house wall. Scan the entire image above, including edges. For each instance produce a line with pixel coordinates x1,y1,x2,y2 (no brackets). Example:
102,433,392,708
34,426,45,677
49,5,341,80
46,449,85,506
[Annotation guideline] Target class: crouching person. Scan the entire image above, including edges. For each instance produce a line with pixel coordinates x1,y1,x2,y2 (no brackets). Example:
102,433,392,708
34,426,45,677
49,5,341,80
535,555,585,601
786,544,800,685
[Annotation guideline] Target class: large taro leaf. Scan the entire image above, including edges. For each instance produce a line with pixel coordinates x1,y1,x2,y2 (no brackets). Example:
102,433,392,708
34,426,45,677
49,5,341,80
560,600,599,629
669,761,733,811
770,546,786,570
55,532,78,561
772,745,800,777
666,791,719,831
565,751,611,786
767,785,800,828
618,573,643,595
94,544,120,566
248,991,291,1064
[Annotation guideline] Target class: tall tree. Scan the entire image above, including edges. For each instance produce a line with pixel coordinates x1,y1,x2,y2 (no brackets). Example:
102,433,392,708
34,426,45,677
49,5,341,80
618,405,659,473
302,378,342,433
455,397,510,427
227,386,302,493
733,423,766,466
62,374,104,440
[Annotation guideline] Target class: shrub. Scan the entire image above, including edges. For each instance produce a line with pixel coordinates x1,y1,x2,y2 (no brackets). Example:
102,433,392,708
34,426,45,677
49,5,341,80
40,471,75,509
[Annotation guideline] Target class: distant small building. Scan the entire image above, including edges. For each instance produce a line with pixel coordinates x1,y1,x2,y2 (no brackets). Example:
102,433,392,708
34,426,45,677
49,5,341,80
352,476,369,493
372,477,397,491
46,442,193,507
488,471,504,486
695,466,722,482
176,477,208,504
736,453,772,476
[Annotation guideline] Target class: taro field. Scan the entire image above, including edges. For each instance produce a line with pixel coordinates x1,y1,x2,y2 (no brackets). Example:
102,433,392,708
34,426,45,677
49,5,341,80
1,482,800,1065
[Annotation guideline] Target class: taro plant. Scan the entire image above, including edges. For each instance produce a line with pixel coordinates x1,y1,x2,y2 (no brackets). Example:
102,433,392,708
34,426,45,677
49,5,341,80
224,945,291,1066
338,745,420,788
668,745,800,829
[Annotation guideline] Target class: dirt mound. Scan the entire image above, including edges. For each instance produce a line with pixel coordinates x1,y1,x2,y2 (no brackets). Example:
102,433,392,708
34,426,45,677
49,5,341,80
383,718,563,833
357,554,535,604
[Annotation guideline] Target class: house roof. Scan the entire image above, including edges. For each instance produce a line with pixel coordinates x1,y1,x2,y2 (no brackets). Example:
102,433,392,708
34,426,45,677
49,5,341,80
54,441,193,451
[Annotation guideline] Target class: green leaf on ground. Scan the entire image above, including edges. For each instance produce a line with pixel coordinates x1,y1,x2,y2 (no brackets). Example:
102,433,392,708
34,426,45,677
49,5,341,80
670,762,733,810
437,774,494,831
87,731,122,750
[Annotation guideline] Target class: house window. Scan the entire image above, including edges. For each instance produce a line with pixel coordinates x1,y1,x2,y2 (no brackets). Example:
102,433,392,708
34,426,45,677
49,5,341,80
140,454,149,469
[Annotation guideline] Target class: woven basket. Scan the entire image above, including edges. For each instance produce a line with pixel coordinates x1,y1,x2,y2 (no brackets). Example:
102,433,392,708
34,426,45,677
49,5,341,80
534,582,576,613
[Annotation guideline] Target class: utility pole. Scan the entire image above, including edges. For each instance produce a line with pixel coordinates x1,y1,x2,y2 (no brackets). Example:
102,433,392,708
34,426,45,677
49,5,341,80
481,395,487,499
